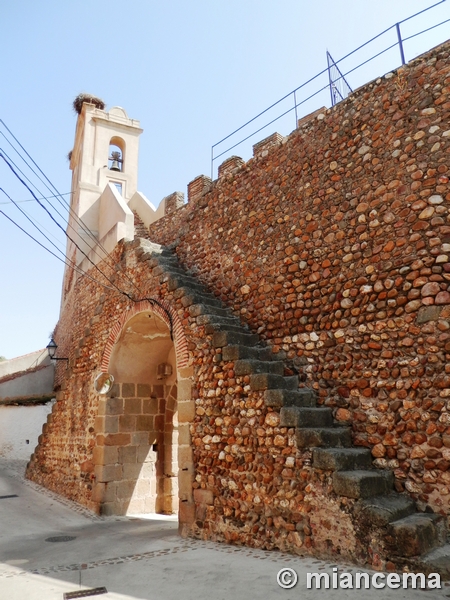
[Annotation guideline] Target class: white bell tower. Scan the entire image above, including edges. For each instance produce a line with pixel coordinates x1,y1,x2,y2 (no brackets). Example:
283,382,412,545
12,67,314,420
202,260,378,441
62,96,143,301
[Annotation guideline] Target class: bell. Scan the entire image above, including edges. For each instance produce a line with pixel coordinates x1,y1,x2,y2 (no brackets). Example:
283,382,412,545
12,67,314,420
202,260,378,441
110,159,121,172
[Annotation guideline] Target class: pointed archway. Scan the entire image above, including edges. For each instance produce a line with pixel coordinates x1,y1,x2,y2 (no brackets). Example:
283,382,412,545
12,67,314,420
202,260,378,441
91,301,194,527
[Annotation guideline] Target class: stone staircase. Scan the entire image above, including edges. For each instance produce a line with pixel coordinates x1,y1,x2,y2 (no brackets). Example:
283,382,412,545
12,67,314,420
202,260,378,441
134,238,450,575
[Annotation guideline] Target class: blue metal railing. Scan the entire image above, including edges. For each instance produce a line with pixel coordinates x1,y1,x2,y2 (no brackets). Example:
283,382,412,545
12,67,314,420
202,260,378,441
211,0,449,178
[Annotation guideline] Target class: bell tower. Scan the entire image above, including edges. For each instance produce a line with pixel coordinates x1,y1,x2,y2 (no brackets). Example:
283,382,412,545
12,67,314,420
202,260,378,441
62,95,143,300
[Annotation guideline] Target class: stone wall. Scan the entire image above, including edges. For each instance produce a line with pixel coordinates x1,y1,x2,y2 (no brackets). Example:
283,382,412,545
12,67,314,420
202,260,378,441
27,40,450,569
94,381,178,516
148,41,450,513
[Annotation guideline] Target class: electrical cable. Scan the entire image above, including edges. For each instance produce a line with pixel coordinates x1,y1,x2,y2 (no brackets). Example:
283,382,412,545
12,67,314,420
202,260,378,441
0,152,133,299
0,188,67,256
0,121,175,337
0,209,120,294
0,122,145,297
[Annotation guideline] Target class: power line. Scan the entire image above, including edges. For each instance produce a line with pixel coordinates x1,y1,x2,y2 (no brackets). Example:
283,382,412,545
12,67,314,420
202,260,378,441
0,209,120,294
0,120,175,337
0,191,72,205
0,152,133,299
0,187,67,257
0,121,144,297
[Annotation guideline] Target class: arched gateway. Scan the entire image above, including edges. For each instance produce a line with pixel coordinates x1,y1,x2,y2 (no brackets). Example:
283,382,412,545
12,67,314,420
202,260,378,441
92,302,192,519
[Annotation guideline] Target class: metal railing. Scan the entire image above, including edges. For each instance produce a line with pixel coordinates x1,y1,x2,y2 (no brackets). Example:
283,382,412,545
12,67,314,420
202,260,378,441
211,0,449,178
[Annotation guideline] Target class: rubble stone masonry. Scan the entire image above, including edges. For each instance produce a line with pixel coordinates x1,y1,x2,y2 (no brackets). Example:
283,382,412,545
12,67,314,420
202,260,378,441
28,41,450,569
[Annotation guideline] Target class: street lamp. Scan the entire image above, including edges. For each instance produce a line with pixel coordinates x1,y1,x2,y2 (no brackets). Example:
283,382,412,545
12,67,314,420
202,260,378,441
46,337,68,361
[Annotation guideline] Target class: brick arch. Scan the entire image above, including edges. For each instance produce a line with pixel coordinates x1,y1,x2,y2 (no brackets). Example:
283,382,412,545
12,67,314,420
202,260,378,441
100,298,189,372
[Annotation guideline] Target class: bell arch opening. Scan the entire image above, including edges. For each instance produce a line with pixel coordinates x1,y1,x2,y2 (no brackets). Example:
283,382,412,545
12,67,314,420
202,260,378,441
93,309,181,517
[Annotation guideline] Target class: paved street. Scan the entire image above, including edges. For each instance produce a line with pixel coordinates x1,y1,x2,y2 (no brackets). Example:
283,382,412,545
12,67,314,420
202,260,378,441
0,460,449,600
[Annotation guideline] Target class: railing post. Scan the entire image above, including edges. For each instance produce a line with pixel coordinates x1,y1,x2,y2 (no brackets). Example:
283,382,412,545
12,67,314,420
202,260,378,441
326,51,335,106
396,22,406,65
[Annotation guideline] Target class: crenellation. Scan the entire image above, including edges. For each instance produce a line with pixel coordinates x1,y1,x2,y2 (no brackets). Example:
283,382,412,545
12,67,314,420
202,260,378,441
26,40,450,574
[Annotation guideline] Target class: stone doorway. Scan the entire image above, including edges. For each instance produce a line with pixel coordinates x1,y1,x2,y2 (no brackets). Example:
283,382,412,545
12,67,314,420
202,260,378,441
93,310,179,516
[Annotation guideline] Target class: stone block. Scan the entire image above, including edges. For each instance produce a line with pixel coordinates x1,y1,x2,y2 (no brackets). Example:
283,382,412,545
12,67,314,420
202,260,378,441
119,415,136,432
91,482,106,503
93,445,118,466
122,383,136,397
137,445,154,463
103,433,131,446
193,489,214,505
116,480,136,500
104,416,119,433
95,464,122,483
106,397,123,416
177,380,192,402
94,416,105,433
131,431,149,445
124,398,142,414
143,398,158,414
152,385,164,398
154,415,165,432
144,496,157,513
136,415,154,431
141,461,155,478
127,498,146,514
134,478,151,499
178,445,193,469
122,462,142,480
104,482,117,503
97,399,107,416
178,367,193,380
178,424,191,446
178,470,193,502
99,502,116,516
178,501,195,527
118,446,137,464
137,383,151,397
417,305,442,324
178,401,195,423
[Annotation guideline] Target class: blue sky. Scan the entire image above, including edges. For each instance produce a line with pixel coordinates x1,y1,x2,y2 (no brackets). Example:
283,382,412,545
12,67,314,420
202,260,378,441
0,0,449,359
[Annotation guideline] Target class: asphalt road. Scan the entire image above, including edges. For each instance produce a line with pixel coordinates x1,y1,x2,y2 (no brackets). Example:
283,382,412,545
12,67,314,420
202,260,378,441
0,460,449,600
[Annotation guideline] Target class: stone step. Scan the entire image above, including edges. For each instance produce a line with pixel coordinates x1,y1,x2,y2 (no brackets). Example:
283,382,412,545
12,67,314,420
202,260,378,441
387,513,445,558
196,314,242,328
355,494,417,527
313,447,372,471
160,266,200,281
234,360,284,376
250,373,298,391
296,427,352,448
146,256,179,269
421,544,450,578
164,274,206,294
181,292,224,309
212,331,260,348
281,406,333,428
264,388,317,408
189,304,238,319
222,345,273,362
332,470,394,499
205,323,248,335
